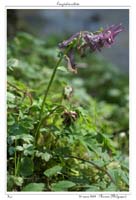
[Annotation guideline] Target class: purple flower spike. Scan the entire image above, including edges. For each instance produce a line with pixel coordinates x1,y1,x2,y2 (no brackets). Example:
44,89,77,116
58,32,80,48
105,24,124,39
59,24,124,73
101,24,124,47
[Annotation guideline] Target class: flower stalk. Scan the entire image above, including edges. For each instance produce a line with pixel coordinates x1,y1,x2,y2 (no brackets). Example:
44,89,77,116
34,46,72,144
35,24,124,145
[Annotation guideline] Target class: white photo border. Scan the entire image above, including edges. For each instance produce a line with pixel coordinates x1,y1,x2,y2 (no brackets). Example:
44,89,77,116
0,1,136,199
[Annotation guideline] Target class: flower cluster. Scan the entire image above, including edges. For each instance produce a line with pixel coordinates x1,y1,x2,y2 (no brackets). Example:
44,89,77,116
59,24,124,73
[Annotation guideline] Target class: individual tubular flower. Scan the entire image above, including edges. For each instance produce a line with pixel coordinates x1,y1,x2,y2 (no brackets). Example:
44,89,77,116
58,24,124,73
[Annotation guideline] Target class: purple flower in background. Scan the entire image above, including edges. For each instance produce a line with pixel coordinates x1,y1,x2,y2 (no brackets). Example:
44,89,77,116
59,24,124,73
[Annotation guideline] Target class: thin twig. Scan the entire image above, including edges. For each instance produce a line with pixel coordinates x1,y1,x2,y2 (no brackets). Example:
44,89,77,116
7,81,33,105
58,154,116,186
7,81,23,92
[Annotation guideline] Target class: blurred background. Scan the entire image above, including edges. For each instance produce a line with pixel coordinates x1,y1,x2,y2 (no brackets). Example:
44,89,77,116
7,9,129,72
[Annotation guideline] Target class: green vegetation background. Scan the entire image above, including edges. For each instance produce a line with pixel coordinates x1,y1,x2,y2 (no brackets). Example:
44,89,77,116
7,32,129,191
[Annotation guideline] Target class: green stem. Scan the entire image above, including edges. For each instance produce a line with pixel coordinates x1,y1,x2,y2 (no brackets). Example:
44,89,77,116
34,47,72,144
39,59,62,121
16,155,20,176
34,57,62,143
14,140,17,176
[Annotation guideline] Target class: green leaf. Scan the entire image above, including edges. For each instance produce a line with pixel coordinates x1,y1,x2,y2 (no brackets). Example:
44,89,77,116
93,159,105,168
14,176,24,187
82,138,100,156
58,66,68,73
20,157,34,177
17,134,34,143
7,176,24,191
119,169,129,186
15,146,24,151
41,152,52,161
10,134,34,143
35,151,52,161
7,58,19,70
85,185,100,191
44,165,62,177
7,115,15,126
22,183,45,191
23,144,35,156
8,146,15,155
7,92,16,102
105,183,118,191
108,169,121,187
8,124,28,136
51,180,76,191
